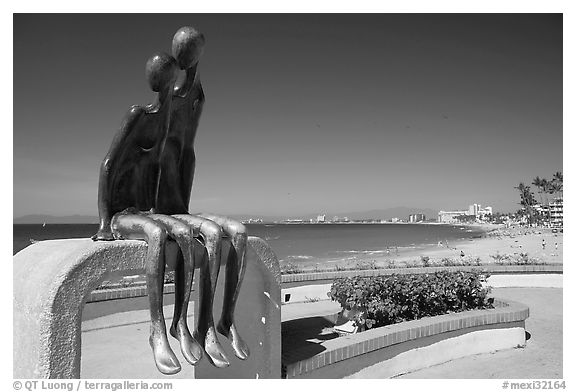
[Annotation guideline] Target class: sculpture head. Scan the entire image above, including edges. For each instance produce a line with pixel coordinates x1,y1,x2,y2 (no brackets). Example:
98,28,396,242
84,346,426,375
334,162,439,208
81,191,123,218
145,52,179,92
172,26,205,70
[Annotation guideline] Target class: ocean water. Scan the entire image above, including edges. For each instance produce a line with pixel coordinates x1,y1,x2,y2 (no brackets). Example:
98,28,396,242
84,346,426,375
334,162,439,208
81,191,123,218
13,223,484,263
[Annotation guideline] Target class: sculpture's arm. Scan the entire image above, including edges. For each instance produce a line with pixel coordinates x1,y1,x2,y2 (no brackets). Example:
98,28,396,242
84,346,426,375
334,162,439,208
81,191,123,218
92,106,144,241
180,85,204,209
179,148,196,210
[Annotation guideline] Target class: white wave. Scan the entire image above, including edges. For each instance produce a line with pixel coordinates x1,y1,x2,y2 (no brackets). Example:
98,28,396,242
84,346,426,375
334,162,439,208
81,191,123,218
286,255,314,260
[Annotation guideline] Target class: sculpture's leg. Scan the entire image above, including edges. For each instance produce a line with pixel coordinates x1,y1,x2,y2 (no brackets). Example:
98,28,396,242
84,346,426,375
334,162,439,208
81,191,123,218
147,214,203,365
198,214,250,360
173,215,230,368
111,213,181,375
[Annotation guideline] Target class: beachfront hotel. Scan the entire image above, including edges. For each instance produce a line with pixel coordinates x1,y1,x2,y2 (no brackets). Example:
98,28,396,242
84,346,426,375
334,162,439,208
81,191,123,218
437,204,493,223
549,198,563,228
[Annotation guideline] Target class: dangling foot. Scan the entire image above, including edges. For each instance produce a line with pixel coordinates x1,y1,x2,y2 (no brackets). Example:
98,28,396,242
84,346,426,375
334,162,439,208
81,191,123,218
170,324,203,365
149,333,181,375
217,321,250,360
195,326,230,368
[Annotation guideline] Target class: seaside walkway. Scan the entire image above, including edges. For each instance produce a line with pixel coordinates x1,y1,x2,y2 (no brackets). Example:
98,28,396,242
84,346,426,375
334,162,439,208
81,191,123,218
393,287,562,379
80,276,562,378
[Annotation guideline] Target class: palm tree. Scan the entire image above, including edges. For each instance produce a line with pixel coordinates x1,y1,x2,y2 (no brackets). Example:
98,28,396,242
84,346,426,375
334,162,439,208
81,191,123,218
532,176,544,205
552,171,563,200
515,182,536,225
535,177,552,226
532,177,545,225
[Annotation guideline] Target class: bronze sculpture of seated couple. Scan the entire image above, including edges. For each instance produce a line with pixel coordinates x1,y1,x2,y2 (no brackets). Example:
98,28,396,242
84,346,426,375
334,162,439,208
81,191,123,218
92,26,249,375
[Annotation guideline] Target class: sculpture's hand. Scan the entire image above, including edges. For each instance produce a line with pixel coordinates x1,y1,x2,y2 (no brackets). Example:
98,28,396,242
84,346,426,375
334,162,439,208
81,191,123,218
91,229,115,241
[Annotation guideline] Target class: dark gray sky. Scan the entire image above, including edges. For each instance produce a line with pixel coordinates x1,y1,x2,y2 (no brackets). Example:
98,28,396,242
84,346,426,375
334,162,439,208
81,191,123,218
13,14,562,218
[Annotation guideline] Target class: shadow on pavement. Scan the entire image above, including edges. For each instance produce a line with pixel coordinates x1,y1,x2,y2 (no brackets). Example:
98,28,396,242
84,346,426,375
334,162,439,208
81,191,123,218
282,316,338,363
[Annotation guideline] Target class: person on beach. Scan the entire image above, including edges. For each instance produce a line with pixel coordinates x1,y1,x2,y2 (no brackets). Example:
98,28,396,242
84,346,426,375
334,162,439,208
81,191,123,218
542,238,546,250
92,53,193,375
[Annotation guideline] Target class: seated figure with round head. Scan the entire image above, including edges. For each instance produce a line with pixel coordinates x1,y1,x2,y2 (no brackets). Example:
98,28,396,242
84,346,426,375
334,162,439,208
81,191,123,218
92,52,203,375
156,26,250,367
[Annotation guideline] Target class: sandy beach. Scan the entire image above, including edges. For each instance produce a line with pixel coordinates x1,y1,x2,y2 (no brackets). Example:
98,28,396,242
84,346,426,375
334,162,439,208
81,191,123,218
397,226,562,263
292,225,563,272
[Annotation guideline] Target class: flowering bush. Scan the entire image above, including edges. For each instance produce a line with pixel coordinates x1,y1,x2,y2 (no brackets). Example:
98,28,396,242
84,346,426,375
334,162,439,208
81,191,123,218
328,271,493,330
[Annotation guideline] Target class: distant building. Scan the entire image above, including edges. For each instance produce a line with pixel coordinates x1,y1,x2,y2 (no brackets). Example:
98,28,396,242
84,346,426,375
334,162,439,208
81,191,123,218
391,217,399,223
284,219,305,223
437,210,467,223
472,204,492,220
549,198,563,227
439,203,493,223
408,213,426,223
316,214,326,223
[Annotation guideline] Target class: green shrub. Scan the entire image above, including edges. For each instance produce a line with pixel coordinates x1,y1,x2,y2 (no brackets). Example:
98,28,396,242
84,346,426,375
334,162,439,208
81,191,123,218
490,252,512,265
441,257,458,266
404,260,419,268
96,280,113,290
356,260,377,270
490,252,543,265
420,256,430,267
514,252,541,265
328,271,493,330
281,262,304,274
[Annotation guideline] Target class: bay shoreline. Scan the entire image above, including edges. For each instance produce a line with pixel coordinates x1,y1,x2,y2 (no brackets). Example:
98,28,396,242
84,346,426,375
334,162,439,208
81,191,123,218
288,224,563,272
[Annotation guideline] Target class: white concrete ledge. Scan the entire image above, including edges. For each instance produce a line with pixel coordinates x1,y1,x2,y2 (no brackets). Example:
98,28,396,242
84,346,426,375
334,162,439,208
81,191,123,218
346,326,526,378
14,236,281,379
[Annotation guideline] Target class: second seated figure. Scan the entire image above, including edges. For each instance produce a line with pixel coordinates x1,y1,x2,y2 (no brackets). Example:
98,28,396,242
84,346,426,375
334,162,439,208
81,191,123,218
156,26,250,367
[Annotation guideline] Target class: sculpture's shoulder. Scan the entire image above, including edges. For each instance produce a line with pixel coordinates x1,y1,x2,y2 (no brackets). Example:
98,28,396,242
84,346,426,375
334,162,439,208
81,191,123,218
120,105,147,131
112,105,148,146
105,105,147,159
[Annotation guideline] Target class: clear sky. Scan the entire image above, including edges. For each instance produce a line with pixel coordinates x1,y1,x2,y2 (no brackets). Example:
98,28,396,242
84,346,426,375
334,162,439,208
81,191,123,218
13,13,563,218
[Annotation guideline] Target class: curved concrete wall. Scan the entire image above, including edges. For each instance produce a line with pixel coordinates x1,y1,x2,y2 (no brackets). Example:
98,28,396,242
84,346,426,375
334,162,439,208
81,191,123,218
283,299,529,379
13,236,280,379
